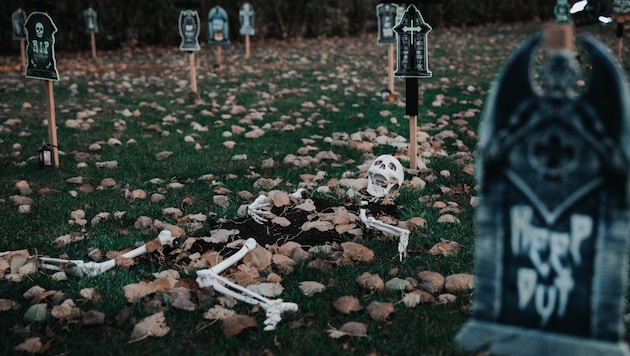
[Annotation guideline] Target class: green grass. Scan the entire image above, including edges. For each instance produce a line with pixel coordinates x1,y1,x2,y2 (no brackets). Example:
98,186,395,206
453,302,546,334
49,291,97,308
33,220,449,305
0,21,629,355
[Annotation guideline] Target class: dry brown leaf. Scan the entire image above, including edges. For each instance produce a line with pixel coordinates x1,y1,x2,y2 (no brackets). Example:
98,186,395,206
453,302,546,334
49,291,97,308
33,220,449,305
23,285,46,300
247,283,284,298
356,272,384,292
406,217,427,229
269,190,291,207
341,242,374,263
243,245,271,269
295,199,316,212
301,220,334,232
299,281,326,296
167,287,196,311
222,314,257,336
328,322,368,338
272,253,297,274
130,312,170,342
444,273,474,294
333,296,363,314
417,271,445,294
0,299,20,311
114,256,136,269
437,214,461,224
428,240,460,257
123,281,155,302
366,301,394,321
14,337,52,354
203,305,236,321
437,293,457,305
51,299,82,320
82,310,106,326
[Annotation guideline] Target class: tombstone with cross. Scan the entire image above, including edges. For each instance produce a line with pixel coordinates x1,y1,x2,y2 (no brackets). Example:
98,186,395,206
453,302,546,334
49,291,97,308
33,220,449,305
179,9,201,51
239,2,255,36
455,29,630,356
394,4,432,78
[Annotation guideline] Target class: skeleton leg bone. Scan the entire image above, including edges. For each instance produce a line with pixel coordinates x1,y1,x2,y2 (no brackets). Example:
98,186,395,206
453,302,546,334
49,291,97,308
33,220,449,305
360,208,410,261
40,230,175,277
196,238,298,330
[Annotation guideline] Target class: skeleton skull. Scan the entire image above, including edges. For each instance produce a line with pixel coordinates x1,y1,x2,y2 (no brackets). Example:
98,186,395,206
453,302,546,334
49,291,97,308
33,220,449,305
367,154,404,197
35,22,44,38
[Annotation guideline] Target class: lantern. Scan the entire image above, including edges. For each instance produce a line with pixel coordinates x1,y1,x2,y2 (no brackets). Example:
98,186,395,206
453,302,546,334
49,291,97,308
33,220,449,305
37,142,54,168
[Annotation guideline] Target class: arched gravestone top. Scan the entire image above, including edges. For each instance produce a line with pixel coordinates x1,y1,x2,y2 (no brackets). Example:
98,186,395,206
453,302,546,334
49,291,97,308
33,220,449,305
24,11,59,81
83,8,99,34
456,33,630,356
393,4,432,78
12,9,27,40
376,3,399,45
179,9,201,51
239,2,255,36
208,6,229,46
613,0,630,14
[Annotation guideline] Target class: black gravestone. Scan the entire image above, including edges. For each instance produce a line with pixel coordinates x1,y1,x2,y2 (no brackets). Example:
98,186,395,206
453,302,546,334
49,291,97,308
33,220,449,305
179,9,201,51
12,9,27,40
83,8,99,34
377,3,399,45
455,33,630,355
208,6,229,46
239,2,255,36
24,11,59,81
394,4,432,78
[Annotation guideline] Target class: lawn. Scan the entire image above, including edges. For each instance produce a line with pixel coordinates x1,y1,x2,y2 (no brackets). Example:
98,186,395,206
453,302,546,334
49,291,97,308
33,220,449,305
0,21,627,355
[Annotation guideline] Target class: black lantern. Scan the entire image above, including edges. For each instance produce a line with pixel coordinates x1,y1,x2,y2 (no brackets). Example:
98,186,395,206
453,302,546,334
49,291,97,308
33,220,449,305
37,142,54,168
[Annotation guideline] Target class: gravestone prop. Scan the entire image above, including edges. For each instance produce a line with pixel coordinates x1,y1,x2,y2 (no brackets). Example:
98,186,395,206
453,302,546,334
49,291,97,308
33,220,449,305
179,9,201,51
239,2,255,59
83,8,99,59
612,0,630,63
24,8,60,168
377,3,399,95
208,6,229,67
455,25,630,355
554,0,571,25
393,4,432,170
12,8,27,71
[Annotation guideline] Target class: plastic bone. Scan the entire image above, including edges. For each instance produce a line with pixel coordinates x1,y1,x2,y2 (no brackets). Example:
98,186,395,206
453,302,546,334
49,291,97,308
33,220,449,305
196,238,298,330
367,154,405,198
40,230,175,277
248,194,272,224
359,208,410,261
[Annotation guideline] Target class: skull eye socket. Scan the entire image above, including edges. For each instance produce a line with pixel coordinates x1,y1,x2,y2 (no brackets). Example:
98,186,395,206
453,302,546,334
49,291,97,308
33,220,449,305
388,162,397,170
374,160,383,166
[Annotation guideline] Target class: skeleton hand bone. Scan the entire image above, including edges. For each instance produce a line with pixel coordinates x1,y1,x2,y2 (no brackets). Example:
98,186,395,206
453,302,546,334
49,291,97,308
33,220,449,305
247,195,272,224
360,208,410,261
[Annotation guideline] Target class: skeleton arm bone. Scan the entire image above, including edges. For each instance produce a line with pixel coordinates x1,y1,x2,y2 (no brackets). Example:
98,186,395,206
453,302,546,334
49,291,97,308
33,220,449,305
40,230,175,277
196,237,298,330
360,208,410,261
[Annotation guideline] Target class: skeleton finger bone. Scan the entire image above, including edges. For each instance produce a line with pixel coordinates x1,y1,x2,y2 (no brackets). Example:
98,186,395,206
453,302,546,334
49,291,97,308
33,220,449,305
196,238,298,330
248,195,272,224
360,208,410,261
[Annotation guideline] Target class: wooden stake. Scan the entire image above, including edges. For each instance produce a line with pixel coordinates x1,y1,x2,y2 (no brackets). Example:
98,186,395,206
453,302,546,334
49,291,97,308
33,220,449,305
91,32,97,59
44,81,59,168
245,35,251,59
406,78,419,170
20,39,26,73
388,44,395,94
409,115,418,170
189,51,197,93
216,46,222,67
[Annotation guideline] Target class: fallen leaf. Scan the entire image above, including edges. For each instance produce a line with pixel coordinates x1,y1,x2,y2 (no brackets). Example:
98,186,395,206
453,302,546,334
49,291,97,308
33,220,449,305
341,242,374,263
167,287,196,311
82,310,106,325
130,312,170,342
301,220,334,232
51,299,82,320
366,301,394,321
269,190,291,207
222,314,257,336
428,240,461,257
14,337,52,354
417,271,445,294
437,293,457,305
23,303,48,322
333,296,363,314
247,283,284,298
0,299,20,311
356,272,384,292
123,281,155,302
203,305,236,321
328,322,368,338
299,281,326,296
385,277,413,292
444,273,474,294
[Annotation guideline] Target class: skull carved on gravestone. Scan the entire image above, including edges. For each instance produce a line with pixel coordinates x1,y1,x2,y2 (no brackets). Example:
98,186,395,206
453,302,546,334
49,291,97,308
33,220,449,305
35,22,44,38
367,154,404,197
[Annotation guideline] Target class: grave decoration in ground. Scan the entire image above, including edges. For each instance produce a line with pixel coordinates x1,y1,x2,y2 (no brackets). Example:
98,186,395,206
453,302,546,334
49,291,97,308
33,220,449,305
554,0,571,25
11,8,27,71
83,7,99,59
376,3,400,98
178,7,201,102
394,3,432,171
239,2,255,59
23,5,60,168
208,5,229,68
455,21,630,355
612,0,630,62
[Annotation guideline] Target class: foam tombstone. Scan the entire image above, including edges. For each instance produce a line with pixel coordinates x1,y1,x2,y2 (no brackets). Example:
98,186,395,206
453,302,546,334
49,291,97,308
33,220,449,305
239,2,255,36
179,9,201,51
11,8,27,40
208,6,230,46
455,30,630,355
24,11,59,81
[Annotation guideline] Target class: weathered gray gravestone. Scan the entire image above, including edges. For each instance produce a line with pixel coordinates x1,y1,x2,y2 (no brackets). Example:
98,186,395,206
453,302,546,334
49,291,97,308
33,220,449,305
554,0,571,25
208,6,229,46
83,8,99,34
179,9,201,51
376,3,399,45
11,8,27,40
239,2,255,36
455,32,630,355
24,11,59,81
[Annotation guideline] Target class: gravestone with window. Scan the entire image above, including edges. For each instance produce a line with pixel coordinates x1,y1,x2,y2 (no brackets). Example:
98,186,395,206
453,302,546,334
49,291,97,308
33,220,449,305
83,8,98,34
12,8,27,40
455,31,630,355
377,3,399,45
554,0,571,25
239,2,255,36
393,4,432,78
179,9,201,51
24,11,59,81
208,6,229,46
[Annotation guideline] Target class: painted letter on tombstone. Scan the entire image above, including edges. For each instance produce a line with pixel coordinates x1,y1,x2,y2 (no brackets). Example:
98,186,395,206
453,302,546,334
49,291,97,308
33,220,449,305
208,6,230,46
239,2,255,36
12,9,27,40
179,9,201,51
83,8,99,34
394,4,432,78
376,3,399,45
455,34,630,355
24,11,59,81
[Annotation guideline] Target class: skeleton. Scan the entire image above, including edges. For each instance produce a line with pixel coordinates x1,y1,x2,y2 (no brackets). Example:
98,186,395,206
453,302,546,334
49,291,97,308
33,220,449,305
196,238,298,330
359,208,410,261
367,154,405,198
35,22,44,38
39,230,175,277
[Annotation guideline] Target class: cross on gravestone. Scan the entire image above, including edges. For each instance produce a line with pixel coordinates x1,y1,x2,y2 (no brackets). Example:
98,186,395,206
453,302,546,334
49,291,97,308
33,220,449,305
394,4,432,78
12,9,27,40
455,32,630,356
179,9,201,51
24,11,59,81
239,2,255,36
208,6,230,46
376,3,399,45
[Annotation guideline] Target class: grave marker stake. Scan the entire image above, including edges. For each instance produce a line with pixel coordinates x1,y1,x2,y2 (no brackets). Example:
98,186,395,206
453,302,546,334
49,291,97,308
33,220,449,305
178,8,201,99
11,8,27,72
189,52,198,94
612,1,630,63
245,34,251,59
208,6,230,68
239,3,255,60
20,40,27,72
388,44,395,93
83,8,99,59
44,80,59,167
